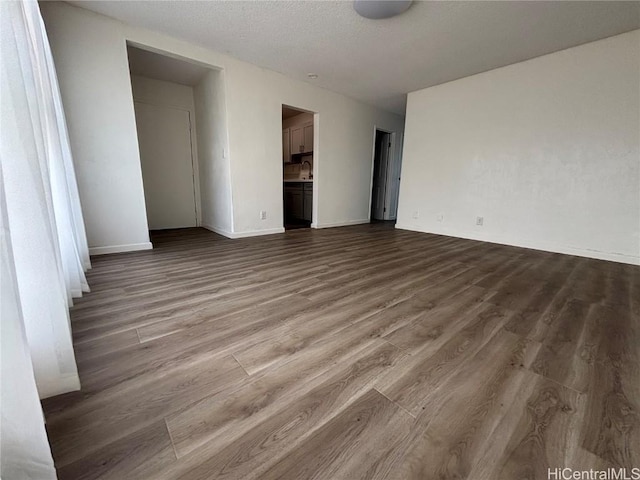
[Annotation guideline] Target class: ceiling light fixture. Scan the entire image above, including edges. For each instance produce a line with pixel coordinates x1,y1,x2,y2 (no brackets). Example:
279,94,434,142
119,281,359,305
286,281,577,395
307,73,318,79
353,0,412,19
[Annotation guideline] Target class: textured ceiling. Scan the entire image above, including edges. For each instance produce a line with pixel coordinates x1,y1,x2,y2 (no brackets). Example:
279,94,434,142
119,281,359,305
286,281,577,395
70,1,640,115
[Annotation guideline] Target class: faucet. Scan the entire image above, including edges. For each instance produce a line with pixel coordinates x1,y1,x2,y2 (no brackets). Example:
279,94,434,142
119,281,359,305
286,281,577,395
301,160,313,179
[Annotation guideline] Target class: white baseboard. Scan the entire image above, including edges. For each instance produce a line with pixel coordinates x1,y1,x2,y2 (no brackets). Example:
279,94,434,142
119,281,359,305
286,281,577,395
70,288,83,298
201,224,234,238
314,219,370,229
202,224,285,239
38,373,81,400
394,223,640,266
89,242,153,256
230,227,285,238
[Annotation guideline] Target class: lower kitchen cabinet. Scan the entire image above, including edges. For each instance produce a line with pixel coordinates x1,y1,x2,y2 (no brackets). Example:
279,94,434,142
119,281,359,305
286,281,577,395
284,182,313,223
303,184,312,221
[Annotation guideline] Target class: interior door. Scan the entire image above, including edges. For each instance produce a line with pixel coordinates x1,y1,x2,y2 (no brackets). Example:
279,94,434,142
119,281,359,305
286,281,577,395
134,102,197,230
387,133,402,220
371,131,390,220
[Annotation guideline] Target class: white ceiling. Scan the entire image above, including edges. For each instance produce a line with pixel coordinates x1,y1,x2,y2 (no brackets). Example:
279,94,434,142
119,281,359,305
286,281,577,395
71,1,640,115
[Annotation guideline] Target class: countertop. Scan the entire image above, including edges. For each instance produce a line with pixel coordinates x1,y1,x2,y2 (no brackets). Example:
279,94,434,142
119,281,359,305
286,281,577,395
283,179,313,183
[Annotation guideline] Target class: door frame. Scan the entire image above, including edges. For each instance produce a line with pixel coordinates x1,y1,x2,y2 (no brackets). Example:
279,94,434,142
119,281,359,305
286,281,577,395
368,126,398,221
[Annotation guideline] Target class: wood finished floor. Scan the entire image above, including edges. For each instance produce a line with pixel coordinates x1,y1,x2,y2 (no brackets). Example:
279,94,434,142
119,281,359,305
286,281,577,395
42,224,640,480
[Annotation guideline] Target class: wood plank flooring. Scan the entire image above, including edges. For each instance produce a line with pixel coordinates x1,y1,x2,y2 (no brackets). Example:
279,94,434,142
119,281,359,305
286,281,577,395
42,224,640,479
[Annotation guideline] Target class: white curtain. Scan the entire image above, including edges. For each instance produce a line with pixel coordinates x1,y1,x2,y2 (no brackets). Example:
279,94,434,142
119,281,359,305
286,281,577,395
1,168,57,480
1,0,91,477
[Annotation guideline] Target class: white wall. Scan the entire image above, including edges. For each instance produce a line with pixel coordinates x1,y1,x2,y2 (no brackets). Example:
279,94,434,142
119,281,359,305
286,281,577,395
194,69,234,235
131,74,196,109
40,2,405,248
40,5,151,255
397,30,640,265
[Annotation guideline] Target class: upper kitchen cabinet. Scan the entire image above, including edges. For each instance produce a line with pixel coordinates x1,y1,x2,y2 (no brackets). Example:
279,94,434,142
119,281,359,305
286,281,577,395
303,123,313,153
290,121,313,155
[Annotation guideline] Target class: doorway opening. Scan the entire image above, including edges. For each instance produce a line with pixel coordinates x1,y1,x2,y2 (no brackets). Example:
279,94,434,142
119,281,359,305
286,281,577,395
126,44,231,241
126,46,204,232
369,127,403,224
370,129,393,222
282,105,315,230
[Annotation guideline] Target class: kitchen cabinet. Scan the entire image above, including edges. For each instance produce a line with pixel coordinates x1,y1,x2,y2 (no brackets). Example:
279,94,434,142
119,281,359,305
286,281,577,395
289,121,313,155
303,124,313,153
303,183,312,221
284,183,303,220
284,182,313,223
291,187,304,219
282,128,291,163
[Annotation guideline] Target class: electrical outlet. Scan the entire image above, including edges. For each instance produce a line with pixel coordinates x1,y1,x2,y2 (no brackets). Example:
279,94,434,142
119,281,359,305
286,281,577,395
476,216,484,226
260,210,267,220
436,214,444,222
412,211,419,219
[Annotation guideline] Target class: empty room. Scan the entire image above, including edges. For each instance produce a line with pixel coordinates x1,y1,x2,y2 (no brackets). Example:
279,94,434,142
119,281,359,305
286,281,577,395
1,1,639,479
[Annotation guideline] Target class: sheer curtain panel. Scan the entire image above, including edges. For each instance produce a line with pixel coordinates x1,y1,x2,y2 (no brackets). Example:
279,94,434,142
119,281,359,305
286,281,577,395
1,171,57,479
2,0,92,476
